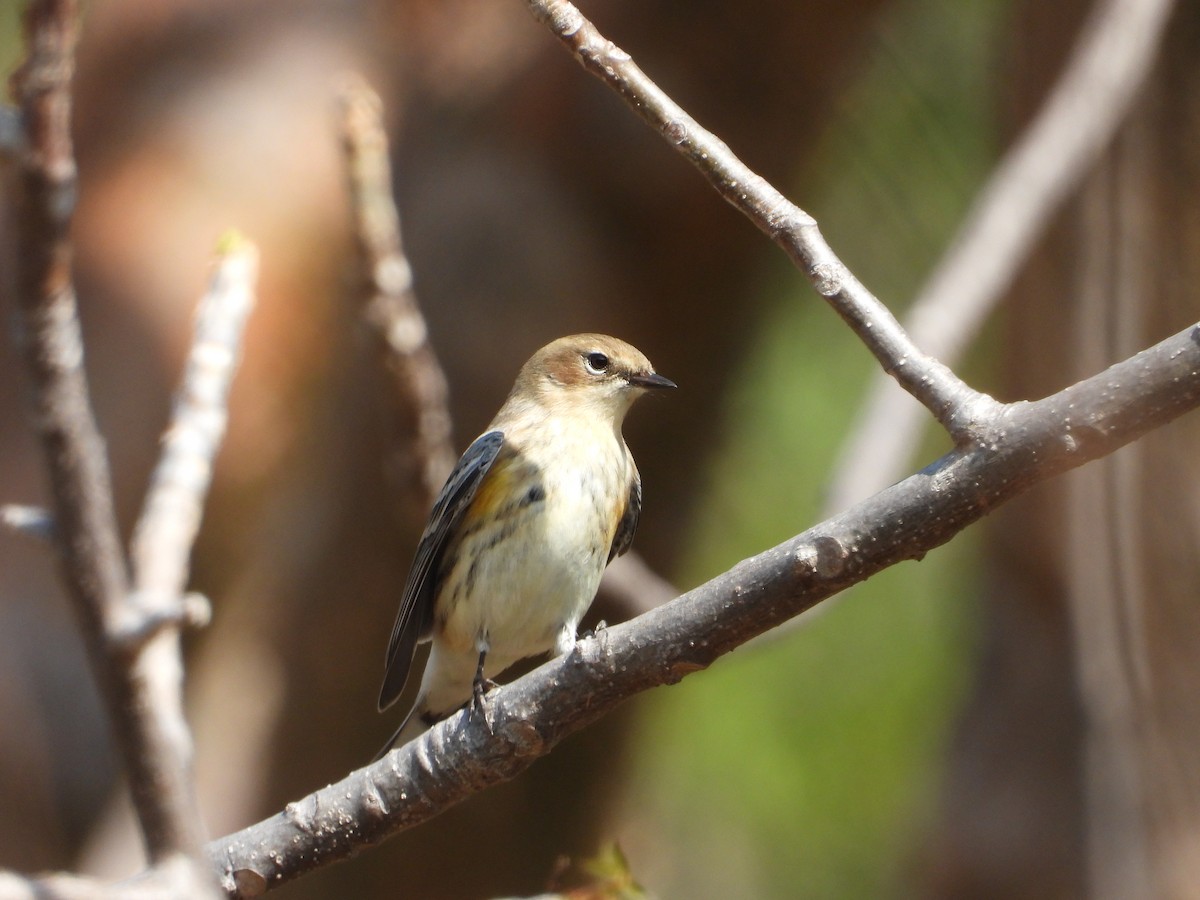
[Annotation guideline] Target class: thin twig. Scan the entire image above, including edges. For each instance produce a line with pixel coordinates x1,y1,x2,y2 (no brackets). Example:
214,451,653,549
0,503,56,540
110,593,213,649
827,0,1176,510
522,0,1000,442
206,320,1200,896
130,235,258,622
337,73,456,513
8,0,212,866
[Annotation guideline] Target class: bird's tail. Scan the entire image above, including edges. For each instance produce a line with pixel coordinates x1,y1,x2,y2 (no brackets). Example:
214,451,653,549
372,703,426,762
372,642,483,762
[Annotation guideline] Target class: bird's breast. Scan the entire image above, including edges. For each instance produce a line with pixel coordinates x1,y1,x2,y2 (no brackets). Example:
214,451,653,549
435,425,630,662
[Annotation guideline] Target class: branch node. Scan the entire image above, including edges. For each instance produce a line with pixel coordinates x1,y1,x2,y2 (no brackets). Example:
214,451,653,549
809,262,843,297
109,591,212,650
0,503,56,541
812,535,851,579
947,392,1008,447
663,120,687,144
231,867,269,898
542,1,584,37
361,779,390,821
499,717,544,757
283,797,319,836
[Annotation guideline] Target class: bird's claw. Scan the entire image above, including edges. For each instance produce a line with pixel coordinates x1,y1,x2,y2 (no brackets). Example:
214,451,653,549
471,676,498,719
580,619,608,640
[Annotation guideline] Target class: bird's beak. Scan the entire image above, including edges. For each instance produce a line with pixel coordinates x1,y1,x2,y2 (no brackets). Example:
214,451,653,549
628,371,677,390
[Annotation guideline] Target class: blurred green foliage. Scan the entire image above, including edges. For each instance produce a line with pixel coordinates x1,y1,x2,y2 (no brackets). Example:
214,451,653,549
0,5,21,81
622,0,1010,896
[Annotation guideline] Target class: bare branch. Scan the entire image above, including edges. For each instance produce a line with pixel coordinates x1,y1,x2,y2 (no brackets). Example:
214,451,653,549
207,322,1200,896
130,235,258,619
109,238,255,863
0,503,55,540
521,0,999,441
338,73,456,513
110,238,257,875
8,0,212,866
828,0,1176,510
9,0,126,649
109,592,213,650
96,239,257,878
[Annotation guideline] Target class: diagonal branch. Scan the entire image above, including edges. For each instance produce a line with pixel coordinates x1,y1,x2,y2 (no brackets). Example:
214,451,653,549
200,8,1200,894
522,0,999,442
828,0,1177,510
206,321,1200,896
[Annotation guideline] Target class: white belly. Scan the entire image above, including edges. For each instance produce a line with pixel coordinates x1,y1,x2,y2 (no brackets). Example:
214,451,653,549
417,441,628,719
442,456,621,666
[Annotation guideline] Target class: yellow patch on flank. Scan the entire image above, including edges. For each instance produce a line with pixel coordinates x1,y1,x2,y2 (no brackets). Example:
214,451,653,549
467,455,520,520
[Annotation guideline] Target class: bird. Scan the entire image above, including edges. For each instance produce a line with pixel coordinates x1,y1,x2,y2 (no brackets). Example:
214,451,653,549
375,333,675,758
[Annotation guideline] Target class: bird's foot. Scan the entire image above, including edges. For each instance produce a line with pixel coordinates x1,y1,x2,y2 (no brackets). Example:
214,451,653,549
471,674,498,720
471,646,497,720
580,620,608,640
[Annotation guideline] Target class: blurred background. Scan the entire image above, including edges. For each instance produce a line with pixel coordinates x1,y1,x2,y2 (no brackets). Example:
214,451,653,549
2,0,1199,897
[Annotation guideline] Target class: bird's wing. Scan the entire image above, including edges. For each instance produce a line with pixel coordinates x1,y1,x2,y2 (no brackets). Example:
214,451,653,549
608,476,642,563
378,429,505,711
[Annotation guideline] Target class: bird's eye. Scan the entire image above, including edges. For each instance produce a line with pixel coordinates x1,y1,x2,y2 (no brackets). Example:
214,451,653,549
583,351,610,375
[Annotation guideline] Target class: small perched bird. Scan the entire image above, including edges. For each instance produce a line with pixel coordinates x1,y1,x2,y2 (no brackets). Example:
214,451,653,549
375,334,675,757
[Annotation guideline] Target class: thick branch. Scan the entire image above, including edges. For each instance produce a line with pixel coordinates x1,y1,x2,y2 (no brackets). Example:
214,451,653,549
522,0,996,440
207,322,1200,896
8,0,209,864
828,0,1177,510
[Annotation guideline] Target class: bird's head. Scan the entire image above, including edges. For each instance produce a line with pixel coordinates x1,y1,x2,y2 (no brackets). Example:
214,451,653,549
513,333,676,425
